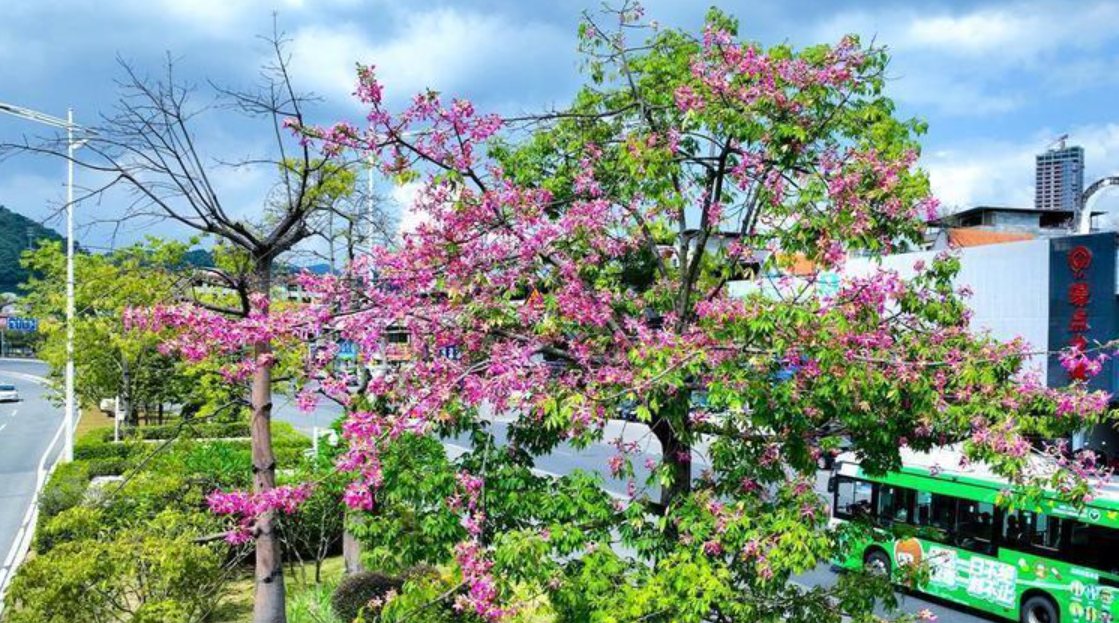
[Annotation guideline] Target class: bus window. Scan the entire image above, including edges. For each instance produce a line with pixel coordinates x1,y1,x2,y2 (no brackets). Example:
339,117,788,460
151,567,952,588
1001,510,1033,549
956,500,995,553
915,491,956,541
1029,513,1063,552
835,477,874,519
1067,520,1119,573
876,485,913,524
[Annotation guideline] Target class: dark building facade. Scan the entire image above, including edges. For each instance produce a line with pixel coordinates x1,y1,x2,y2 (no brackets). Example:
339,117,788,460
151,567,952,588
1035,145,1085,211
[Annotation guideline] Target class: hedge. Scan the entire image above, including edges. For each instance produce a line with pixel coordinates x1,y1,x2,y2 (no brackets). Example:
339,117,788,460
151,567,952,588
38,461,91,522
122,421,251,441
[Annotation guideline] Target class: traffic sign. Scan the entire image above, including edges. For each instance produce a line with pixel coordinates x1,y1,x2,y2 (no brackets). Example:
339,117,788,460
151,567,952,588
1,318,37,332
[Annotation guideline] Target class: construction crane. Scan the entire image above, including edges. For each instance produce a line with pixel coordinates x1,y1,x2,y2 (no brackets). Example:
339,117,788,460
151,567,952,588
1047,134,1069,151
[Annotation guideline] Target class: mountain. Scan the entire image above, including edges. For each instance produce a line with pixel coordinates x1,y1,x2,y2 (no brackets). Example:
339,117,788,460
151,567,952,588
0,205,64,293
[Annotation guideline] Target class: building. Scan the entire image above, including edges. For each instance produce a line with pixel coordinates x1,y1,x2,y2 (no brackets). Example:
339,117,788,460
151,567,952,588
842,231,1119,464
1035,144,1085,211
925,205,1103,249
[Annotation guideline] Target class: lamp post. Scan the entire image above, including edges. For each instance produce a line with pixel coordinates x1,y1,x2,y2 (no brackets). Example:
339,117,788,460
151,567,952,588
0,101,93,462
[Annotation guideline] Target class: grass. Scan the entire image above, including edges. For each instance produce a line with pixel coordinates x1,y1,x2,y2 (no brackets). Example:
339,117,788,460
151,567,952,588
76,406,114,438
214,556,346,623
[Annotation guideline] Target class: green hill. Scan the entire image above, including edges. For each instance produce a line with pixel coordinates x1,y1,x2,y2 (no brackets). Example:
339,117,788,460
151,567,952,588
0,205,63,293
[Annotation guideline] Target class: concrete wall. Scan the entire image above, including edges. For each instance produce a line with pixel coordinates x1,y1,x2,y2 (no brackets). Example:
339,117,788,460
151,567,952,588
844,238,1052,383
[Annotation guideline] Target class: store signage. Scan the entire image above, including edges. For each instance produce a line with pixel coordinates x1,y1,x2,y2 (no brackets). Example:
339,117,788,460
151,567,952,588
1048,234,1116,392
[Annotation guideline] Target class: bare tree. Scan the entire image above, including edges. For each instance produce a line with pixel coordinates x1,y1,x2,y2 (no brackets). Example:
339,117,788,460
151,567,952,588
1,29,385,623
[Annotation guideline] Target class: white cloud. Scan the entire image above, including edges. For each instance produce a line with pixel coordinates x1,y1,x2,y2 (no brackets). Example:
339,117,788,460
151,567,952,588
925,123,1119,222
391,180,426,238
820,2,1119,62
812,1,1119,116
288,8,569,108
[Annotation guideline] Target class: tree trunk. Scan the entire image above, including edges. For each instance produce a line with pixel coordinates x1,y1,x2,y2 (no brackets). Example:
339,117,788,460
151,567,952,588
342,514,364,576
651,400,692,510
250,264,287,623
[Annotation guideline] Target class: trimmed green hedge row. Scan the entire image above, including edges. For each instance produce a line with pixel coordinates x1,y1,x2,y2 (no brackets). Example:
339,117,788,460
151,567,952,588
122,421,251,441
41,421,312,536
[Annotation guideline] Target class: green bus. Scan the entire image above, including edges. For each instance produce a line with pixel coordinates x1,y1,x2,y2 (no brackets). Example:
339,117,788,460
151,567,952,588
829,446,1119,623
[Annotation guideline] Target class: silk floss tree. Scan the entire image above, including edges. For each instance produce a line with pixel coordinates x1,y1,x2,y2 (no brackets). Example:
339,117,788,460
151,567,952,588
135,5,1114,622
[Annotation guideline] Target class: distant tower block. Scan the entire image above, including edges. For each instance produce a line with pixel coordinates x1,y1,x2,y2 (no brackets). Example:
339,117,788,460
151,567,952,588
1035,137,1084,211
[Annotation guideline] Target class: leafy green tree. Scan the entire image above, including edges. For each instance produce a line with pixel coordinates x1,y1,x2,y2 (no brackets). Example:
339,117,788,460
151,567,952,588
19,239,196,424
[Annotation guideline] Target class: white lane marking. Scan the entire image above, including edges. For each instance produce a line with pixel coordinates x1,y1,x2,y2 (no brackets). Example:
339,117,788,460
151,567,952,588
0,424,6,434
0,371,48,385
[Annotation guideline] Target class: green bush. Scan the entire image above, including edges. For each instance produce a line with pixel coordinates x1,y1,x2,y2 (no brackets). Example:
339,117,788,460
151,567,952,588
377,567,466,623
73,437,138,461
98,471,204,529
38,461,91,522
179,441,253,490
289,581,344,623
34,505,103,554
126,421,251,441
86,456,130,477
330,571,404,623
5,527,226,623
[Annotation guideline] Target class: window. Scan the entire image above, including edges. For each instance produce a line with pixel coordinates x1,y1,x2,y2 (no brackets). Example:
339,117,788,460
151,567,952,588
386,331,410,344
1001,510,1062,552
956,500,995,553
835,477,874,519
1030,513,1064,552
1067,521,1119,573
876,485,913,524
915,492,958,543
1001,510,1032,549
916,492,957,532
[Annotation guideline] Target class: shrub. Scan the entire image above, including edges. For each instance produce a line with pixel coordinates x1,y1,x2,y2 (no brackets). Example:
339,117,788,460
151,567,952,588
86,456,130,477
377,567,466,623
180,441,253,490
127,421,251,441
34,505,103,554
330,571,404,623
38,461,90,522
73,437,138,461
98,471,202,529
5,528,225,623
289,581,344,623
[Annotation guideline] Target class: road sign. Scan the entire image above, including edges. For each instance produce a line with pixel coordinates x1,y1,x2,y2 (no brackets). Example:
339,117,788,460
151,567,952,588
1,318,37,332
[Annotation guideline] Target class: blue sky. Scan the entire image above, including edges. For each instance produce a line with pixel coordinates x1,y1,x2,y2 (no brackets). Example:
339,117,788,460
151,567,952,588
3,0,1119,249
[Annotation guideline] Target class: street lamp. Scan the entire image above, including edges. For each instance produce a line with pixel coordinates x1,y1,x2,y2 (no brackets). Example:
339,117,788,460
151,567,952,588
0,101,94,462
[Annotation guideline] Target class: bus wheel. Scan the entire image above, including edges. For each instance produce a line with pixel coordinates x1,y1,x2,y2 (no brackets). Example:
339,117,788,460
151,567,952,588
1021,594,1058,623
863,549,891,577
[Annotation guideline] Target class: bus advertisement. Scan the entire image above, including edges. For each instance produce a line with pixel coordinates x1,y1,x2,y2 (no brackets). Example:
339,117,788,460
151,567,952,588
829,446,1119,623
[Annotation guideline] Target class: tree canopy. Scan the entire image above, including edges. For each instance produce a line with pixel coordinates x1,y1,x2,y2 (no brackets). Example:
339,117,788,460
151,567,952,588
125,6,1117,623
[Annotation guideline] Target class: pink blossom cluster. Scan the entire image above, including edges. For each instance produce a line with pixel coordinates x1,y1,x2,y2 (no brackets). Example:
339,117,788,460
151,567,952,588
207,485,312,544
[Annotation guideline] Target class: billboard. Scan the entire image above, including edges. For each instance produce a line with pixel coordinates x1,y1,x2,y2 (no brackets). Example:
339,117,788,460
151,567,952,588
1048,233,1117,394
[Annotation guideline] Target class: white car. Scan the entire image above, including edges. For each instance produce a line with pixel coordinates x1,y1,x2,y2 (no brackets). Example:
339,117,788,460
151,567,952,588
0,384,19,402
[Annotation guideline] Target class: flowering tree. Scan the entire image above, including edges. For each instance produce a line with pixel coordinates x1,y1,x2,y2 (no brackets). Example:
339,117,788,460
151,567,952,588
133,5,1113,622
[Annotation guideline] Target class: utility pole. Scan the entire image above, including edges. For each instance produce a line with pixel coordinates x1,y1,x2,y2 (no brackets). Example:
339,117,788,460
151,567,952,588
64,108,75,461
0,101,94,461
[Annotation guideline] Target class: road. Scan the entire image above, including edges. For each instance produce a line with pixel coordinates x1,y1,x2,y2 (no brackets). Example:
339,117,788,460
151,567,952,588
273,398,997,623
0,359,65,588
